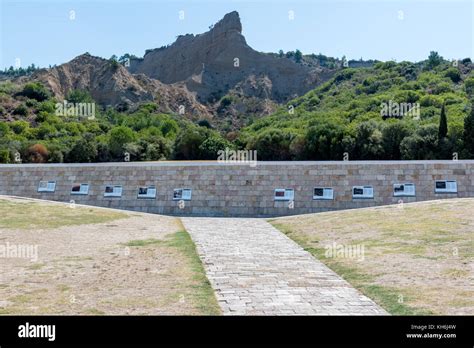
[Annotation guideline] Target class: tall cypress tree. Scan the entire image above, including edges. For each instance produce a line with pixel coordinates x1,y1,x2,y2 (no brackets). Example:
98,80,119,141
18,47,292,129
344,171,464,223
463,102,474,156
438,103,448,140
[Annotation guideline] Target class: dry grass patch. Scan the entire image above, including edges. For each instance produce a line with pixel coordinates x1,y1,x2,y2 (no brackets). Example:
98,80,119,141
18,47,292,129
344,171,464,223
0,197,220,315
0,198,127,229
270,199,474,315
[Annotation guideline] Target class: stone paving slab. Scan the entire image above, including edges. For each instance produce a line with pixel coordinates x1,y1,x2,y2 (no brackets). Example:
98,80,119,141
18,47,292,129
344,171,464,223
181,217,388,315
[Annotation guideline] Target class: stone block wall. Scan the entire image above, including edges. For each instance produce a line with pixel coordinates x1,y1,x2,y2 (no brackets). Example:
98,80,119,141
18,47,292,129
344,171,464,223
0,160,472,217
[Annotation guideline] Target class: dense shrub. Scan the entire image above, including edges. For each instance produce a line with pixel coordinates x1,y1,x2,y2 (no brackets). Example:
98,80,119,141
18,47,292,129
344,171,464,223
173,128,207,160
20,82,50,101
13,104,28,116
66,134,98,162
199,136,232,159
304,121,345,160
0,149,11,163
400,125,439,159
382,122,412,160
66,89,94,103
108,126,136,158
0,122,10,138
444,68,461,83
246,128,294,160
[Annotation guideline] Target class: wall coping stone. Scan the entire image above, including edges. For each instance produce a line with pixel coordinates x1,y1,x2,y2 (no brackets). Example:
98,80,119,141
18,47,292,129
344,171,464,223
0,160,473,169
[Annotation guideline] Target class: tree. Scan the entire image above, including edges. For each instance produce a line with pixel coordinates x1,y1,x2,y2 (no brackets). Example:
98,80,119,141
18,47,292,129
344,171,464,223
172,128,206,160
355,120,384,159
118,53,137,65
109,55,119,71
382,122,411,160
304,121,344,160
97,141,111,162
66,134,98,162
48,149,64,163
341,55,347,67
289,134,307,160
123,142,143,161
400,125,438,159
247,128,293,160
463,102,474,156
199,136,232,160
438,103,448,140
108,126,136,158
426,51,443,70
143,137,171,160
294,49,303,63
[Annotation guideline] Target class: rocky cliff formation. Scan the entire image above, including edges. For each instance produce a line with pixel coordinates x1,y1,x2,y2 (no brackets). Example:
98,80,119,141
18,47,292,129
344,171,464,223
23,11,335,123
130,11,329,103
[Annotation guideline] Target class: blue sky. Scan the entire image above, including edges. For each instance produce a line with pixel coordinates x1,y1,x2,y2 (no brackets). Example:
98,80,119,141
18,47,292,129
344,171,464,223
1,0,472,69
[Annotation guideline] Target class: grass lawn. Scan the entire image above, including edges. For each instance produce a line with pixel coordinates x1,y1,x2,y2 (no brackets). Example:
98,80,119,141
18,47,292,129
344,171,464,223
0,197,220,315
0,198,127,229
270,198,474,315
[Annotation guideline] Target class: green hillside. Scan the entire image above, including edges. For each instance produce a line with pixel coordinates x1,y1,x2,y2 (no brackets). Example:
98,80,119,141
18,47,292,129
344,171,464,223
0,52,473,163
0,85,232,163
239,54,474,160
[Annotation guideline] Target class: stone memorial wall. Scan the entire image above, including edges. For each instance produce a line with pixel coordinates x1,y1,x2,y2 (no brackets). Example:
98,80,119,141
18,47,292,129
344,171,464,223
0,160,472,217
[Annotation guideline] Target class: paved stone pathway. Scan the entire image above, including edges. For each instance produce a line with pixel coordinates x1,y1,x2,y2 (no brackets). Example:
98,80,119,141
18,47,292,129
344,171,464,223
181,217,387,315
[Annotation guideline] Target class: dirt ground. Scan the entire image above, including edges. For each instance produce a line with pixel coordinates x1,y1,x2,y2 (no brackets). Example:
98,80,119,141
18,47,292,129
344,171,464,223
0,197,220,315
271,198,474,315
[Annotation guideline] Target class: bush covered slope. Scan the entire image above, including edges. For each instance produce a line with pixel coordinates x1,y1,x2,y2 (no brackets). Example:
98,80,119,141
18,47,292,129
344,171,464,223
239,55,474,160
0,53,473,163
0,83,231,163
